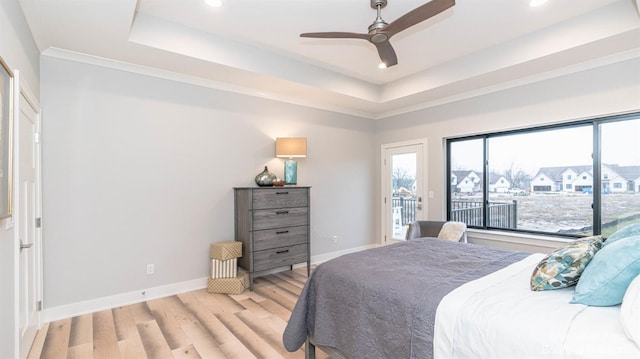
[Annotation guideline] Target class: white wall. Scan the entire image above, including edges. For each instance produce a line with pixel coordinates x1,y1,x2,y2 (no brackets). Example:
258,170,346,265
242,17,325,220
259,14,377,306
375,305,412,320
0,1,40,357
41,56,376,310
375,57,640,247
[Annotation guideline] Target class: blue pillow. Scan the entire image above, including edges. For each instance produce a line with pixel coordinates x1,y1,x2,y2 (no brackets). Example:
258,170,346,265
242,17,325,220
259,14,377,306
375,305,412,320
605,223,640,247
572,235,640,306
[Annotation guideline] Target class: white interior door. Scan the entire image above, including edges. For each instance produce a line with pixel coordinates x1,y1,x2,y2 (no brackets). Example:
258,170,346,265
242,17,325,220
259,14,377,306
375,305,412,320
382,140,426,243
17,78,42,359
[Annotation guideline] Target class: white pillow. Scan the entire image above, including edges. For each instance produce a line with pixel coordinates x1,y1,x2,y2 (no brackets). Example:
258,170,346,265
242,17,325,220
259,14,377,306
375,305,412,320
621,274,640,349
437,221,467,242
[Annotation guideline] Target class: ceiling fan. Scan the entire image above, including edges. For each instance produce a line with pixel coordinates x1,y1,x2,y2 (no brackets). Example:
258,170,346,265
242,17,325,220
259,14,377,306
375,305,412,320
300,0,455,68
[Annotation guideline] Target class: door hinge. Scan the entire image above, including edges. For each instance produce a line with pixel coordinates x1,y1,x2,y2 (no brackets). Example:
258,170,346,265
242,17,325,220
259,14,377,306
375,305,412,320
34,132,41,144
35,217,41,228
36,301,42,311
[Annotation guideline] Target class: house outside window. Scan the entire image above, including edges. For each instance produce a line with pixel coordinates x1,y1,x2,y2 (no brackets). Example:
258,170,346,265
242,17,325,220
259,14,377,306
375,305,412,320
446,112,640,238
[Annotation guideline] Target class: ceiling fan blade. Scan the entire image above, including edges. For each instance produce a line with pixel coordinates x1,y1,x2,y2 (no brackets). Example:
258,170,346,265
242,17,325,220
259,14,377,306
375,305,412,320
384,0,455,36
300,32,370,40
374,40,398,67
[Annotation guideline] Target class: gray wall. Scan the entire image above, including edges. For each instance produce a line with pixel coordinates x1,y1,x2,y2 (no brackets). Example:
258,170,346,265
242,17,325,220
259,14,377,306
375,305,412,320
0,0,40,357
41,56,376,308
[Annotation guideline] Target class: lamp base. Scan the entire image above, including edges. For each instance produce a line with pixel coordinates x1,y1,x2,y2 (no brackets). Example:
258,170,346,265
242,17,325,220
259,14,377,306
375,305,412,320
284,160,298,185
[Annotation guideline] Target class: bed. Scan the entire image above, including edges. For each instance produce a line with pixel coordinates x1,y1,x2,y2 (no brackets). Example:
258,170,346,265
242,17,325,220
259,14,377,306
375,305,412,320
282,236,640,359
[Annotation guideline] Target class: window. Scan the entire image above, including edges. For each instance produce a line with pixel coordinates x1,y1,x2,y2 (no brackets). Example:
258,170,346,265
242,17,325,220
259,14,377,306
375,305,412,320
446,112,640,237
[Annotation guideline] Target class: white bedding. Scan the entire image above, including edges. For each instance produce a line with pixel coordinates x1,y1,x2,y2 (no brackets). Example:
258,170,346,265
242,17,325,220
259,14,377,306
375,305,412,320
434,253,640,359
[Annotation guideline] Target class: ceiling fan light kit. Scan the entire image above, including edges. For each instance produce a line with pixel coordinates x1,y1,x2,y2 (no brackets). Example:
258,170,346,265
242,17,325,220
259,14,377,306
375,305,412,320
300,0,455,68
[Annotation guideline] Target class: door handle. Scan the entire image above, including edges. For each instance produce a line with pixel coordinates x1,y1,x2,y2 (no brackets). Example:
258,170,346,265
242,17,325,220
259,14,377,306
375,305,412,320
20,239,33,251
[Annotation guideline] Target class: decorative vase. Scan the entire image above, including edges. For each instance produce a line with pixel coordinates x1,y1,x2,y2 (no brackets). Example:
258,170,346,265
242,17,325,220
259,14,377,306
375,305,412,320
255,166,277,187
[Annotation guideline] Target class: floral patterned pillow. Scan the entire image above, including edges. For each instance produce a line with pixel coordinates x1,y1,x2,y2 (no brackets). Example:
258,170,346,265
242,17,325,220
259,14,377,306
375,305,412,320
530,236,604,291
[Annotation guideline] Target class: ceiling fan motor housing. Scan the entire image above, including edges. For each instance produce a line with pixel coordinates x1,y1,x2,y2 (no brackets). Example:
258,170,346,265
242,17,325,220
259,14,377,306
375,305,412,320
368,0,389,38
370,0,388,9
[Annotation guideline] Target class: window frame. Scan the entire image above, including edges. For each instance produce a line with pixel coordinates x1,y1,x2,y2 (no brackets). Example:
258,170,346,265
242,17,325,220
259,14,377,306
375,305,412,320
446,111,640,238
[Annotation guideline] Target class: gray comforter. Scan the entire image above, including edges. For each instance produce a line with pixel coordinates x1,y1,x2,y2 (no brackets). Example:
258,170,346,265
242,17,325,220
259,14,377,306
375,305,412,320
283,237,529,359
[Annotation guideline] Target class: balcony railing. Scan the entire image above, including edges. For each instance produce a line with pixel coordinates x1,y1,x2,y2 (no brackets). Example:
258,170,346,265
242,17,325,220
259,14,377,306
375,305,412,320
392,197,417,226
392,197,518,229
451,200,518,229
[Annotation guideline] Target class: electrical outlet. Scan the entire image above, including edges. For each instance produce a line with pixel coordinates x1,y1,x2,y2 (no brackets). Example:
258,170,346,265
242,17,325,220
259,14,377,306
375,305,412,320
332,235,338,243
146,264,154,275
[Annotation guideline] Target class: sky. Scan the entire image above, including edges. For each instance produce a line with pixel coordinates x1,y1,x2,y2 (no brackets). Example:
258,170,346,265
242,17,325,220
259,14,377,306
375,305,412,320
451,118,640,175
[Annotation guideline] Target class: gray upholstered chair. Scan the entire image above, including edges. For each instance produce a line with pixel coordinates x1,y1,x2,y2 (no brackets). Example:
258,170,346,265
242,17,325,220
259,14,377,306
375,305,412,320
405,220,468,243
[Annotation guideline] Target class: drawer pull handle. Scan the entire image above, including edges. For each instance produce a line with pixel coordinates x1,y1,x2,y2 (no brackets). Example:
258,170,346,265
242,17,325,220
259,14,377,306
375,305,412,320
276,210,289,215
276,249,290,254
276,191,289,195
276,230,289,234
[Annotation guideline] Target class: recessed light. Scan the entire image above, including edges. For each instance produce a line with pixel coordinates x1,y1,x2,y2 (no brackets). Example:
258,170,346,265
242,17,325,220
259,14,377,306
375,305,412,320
529,0,548,7
204,0,222,7
378,63,387,69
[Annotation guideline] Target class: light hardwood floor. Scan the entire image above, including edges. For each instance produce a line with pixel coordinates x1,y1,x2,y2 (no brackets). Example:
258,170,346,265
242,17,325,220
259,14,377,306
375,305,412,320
28,268,329,359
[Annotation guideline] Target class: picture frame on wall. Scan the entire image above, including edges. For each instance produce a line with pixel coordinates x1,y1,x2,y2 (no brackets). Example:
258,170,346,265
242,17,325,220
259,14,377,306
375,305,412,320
0,57,14,219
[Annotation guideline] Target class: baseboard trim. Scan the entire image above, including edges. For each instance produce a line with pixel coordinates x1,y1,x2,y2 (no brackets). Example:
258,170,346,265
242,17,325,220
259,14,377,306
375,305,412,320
42,245,376,323
42,277,208,323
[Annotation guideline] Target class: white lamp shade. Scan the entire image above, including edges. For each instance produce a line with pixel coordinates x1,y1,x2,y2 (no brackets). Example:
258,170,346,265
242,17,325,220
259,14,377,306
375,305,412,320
275,138,307,158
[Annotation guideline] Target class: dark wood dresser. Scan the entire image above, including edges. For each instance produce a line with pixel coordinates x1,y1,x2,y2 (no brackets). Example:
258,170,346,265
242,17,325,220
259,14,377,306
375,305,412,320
234,186,310,290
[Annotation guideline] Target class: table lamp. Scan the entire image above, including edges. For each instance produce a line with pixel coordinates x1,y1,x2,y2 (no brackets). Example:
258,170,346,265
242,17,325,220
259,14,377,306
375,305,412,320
275,137,307,185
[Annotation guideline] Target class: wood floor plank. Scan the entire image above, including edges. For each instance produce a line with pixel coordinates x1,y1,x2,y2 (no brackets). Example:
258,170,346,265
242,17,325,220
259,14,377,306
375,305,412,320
147,297,190,350
272,272,305,289
192,288,246,314
261,275,303,297
230,288,267,303
282,268,311,283
171,344,202,359
216,312,283,359
260,313,289,336
68,313,92,347
255,297,294,322
112,306,147,359
237,298,272,318
235,310,299,359
40,317,71,359
128,301,155,324
254,282,298,311
66,343,93,359
163,295,198,326
118,338,148,359
178,291,256,359
26,322,49,359
180,322,228,359
136,320,174,359
92,309,121,359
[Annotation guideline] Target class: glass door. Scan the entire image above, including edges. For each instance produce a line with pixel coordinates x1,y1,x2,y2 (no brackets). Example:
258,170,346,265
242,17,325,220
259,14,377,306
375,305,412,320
382,142,425,242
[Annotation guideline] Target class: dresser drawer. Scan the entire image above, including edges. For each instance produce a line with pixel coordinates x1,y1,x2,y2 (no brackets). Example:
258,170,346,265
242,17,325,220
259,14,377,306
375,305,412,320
252,207,309,231
252,188,308,210
253,226,308,251
253,244,308,272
